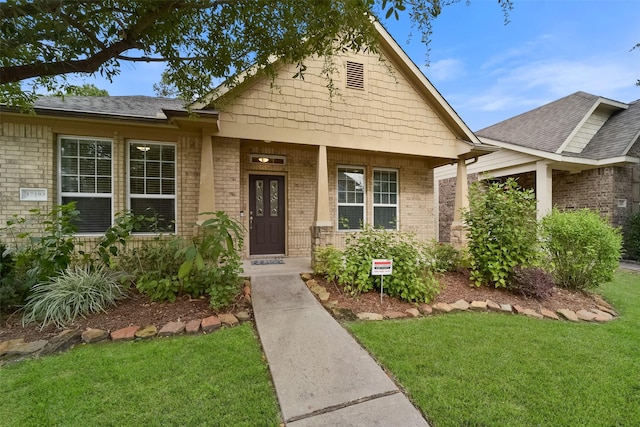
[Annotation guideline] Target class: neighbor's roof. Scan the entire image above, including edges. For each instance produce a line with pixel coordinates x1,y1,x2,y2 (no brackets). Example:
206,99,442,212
476,91,639,160
580,98,640,160
33,95,187,120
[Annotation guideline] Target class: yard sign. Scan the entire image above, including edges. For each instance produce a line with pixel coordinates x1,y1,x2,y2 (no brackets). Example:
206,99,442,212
371,259,393,303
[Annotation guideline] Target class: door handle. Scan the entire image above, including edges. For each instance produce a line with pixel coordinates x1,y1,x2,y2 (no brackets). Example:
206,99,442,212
249,211,253,230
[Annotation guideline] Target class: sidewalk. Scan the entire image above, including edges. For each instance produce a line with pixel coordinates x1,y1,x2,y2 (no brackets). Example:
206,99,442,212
251,272,430,426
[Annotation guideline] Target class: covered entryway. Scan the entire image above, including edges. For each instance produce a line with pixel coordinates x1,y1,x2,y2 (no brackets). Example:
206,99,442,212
249,174,286,255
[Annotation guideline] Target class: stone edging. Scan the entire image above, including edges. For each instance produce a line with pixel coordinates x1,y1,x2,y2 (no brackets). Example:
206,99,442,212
0,282,254,366
301,274,619,324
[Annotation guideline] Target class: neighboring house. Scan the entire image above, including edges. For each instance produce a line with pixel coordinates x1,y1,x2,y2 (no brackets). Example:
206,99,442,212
0,22,492,260
436,91,640,245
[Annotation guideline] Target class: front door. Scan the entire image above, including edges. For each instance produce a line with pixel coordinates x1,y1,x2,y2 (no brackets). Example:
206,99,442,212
249,175,286,255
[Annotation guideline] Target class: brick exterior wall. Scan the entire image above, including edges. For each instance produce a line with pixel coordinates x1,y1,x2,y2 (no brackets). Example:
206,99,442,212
438,173,478,242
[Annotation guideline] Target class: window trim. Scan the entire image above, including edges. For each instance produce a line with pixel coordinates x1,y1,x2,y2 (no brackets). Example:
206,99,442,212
127,140,178,234
337,165,366,231
373,167,399,230
57,135,114,235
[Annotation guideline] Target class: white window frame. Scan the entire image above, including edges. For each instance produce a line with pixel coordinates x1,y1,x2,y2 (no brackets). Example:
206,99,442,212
337,165,366,231
58,135,113,235
373,168,399,230
127,140,177,234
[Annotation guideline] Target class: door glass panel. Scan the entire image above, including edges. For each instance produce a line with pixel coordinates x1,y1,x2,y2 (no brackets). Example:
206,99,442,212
256,180,264,217
270,179,278,217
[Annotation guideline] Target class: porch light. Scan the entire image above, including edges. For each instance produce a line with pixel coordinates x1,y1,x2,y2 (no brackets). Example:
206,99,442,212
258,157,270,163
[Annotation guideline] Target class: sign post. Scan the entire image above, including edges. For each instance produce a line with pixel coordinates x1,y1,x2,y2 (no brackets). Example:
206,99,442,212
371,259,393,304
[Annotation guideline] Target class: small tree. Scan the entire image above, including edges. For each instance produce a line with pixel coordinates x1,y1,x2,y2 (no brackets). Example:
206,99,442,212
463,178,539,287
541,209,622,290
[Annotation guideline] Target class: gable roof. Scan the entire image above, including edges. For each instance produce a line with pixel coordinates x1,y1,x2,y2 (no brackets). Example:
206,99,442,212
476,91,638,162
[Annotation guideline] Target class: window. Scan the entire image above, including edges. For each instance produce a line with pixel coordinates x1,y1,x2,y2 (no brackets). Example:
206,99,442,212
373,169,398,229
59,136,112,233
129,141,176,232
338,167,365,230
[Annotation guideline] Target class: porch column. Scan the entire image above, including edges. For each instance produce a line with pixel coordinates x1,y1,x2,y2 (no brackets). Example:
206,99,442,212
311,145,333,267
198,131,215,223
450,158,468,248
536,160,553,220
314,145,331,226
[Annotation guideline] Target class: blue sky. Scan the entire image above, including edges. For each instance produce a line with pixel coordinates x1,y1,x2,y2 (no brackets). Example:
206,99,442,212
72,0,640,131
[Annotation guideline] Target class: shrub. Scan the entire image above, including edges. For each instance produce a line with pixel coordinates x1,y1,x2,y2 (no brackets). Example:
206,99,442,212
623,212,640,261
423,240,462,273
541,208,622,290
0,242,27,313
463,178,539,288
22,266,127,328
313,245,343,283
508,266,555,300
336,225,440,303
129,212,244,310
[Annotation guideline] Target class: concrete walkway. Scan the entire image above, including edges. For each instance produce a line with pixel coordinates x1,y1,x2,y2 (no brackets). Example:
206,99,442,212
251,270,429,426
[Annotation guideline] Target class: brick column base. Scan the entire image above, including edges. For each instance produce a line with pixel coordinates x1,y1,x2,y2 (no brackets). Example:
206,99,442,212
450,222,467,249
310,225,334,269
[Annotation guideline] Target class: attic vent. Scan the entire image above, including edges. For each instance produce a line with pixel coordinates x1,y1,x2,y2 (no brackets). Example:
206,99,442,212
346,61,364,90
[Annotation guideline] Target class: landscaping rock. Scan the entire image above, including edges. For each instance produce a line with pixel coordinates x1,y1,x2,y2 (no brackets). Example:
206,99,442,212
300,273,313,281
332,307,357,321
433,302,453,313
82,328,109,343
111,325,140,342
513,305,525,314
235,311,251,323
470,301,487,311
593,295,613,309
41,329,82,355
591,309,613,322
219,313,239,327
306,279,319,289
500,304,513,313
159,321,185,336
0,339,25,356
185,319,201,334
405,308,420,318
243,285,251,296
540,308,559,320
596,305,618,317
244,294,251,304
557,309,579,322
323,300,338,310
357,312,384,321
201,316,221,332
5,339,48,356
523,309,543,319
318,291,330,302
486,300,501,312
135,325,158,339
419,304,433,315
310,284,326,295
576,310,597,322
384,311,407,319
451,300,470,311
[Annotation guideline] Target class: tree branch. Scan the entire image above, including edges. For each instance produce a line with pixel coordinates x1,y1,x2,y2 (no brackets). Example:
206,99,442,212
0,2,180,84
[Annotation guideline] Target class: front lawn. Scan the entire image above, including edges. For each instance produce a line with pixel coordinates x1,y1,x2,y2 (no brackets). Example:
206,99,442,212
347,270,640,427
0,324,280,427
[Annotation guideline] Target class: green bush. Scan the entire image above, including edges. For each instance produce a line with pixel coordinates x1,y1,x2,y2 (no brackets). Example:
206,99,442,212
333,225,440,303
541,208,622,290
463,178,539,288
128,212,244,310
22,266,127,328
623,212,640,261
313,245,343,283
0,241,26,313
423,240,462,273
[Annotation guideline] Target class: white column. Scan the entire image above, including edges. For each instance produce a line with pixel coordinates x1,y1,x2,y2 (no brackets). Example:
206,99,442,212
536,160,553,220
197,131,215,223
450,158,468,247
314,145,331,226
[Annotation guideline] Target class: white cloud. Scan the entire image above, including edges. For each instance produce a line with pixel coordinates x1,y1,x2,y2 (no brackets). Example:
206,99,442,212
423,58,467,82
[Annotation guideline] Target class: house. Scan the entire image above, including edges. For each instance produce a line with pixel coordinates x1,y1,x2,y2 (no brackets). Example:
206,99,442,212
436,91,640,246
0,22,492,259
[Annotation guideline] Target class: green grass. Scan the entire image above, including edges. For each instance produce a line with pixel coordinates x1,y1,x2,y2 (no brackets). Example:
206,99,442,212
0,324,280,426
347,270,640,427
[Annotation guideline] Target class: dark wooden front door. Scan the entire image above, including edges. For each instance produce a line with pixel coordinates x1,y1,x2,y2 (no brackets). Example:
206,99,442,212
249,175,285,255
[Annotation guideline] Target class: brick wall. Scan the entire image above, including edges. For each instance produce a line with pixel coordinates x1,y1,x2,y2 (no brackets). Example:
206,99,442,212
438,173,478,242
